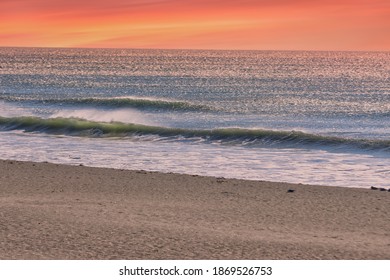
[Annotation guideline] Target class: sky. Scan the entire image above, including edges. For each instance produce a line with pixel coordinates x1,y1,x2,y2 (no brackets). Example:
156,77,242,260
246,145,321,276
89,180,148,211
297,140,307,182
0,0,389,51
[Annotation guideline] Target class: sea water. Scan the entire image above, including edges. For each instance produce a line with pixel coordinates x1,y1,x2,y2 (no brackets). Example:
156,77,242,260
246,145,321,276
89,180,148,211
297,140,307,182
0,48,389,188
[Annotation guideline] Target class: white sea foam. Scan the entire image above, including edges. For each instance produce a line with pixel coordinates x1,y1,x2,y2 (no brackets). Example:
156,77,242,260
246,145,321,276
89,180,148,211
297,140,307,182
0,131,389,189
50,108,156,126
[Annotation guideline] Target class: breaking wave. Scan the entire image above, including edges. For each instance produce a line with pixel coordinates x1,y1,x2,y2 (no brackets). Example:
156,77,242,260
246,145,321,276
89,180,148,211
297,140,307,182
0,95,211,111
1,115,389,152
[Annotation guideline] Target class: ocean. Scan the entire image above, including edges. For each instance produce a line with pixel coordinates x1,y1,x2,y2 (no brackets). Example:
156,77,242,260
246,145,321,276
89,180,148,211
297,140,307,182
0,47,389,188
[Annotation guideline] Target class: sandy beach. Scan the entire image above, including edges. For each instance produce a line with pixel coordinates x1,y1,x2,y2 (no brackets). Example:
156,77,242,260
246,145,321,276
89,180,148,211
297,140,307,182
0,159,389,260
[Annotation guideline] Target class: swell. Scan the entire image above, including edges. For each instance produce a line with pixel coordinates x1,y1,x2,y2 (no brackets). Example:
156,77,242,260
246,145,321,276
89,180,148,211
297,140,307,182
0,95,211,112
1,116,389,152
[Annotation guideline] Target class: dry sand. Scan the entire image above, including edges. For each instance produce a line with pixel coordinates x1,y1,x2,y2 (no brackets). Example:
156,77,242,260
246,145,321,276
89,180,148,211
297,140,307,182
0,159,389,259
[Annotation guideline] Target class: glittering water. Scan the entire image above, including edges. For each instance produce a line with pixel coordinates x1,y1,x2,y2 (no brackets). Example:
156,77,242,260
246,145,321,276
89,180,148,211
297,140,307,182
1,47,389,188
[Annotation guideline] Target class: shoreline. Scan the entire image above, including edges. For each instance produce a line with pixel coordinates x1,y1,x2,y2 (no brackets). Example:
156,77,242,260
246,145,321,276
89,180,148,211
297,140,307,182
0,159,389,259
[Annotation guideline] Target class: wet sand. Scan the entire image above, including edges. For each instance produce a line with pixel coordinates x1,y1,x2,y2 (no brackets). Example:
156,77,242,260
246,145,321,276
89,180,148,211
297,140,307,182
0,159,389,259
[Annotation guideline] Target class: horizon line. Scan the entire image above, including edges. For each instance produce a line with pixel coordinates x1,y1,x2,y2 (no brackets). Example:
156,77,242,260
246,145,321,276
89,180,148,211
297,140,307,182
0,45,388,53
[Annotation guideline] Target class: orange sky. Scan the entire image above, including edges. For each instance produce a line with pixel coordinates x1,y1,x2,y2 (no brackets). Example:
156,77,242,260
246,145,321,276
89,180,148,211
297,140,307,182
0,0,389,51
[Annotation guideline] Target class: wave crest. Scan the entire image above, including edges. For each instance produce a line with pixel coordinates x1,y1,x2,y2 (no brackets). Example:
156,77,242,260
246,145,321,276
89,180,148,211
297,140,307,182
1,116,389,152
0,95,210,111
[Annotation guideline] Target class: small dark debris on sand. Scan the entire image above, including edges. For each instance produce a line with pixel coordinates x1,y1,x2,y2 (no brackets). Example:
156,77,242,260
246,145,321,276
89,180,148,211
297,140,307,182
370,186,390,192
216,177,226,183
